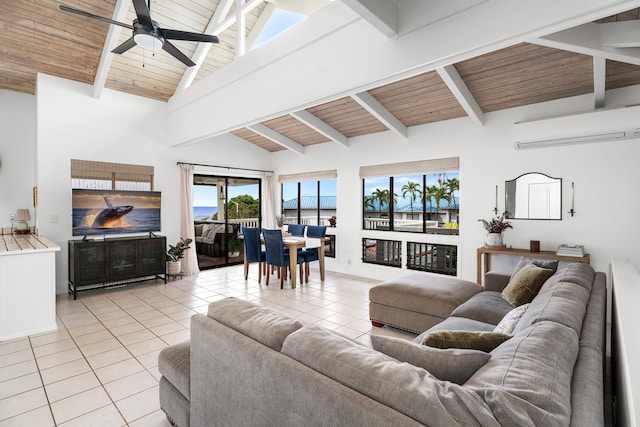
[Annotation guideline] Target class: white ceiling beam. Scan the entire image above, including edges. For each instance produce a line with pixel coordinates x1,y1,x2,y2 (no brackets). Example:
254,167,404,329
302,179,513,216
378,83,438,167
351,91,407,140
600,19,640,48
92,0,130,99
176,0,260,92
533,22,640,66
290,110,349,148
593,56,606,109
236,0,246,58
436,64,484,126
341,0,398,38
248,123,306,155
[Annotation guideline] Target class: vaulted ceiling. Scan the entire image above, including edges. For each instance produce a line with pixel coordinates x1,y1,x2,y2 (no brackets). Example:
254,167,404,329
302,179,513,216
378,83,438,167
2,1,640,153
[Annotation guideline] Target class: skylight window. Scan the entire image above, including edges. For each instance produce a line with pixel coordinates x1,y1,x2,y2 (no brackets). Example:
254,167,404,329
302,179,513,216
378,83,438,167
254,8,306,47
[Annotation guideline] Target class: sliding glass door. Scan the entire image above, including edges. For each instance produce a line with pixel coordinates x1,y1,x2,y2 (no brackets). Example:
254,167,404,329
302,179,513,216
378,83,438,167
193,175,261,269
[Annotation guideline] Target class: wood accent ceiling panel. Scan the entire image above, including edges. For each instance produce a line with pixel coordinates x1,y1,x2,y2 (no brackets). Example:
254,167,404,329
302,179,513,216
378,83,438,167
606,60,640,90
369,70,467,126
455,43,594,113
596,8,639,22
231,128,285,152
261,115,329,146
307,97,387,137
0,0,115,94
105,0,218,101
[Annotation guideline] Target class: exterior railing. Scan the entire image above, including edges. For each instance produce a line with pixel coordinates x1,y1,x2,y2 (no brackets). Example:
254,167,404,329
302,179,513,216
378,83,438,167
283,216,332,226
364,218,438,230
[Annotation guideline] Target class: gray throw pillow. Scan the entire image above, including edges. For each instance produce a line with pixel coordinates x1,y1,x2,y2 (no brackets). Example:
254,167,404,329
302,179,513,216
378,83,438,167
422,330,512,352
371,335,490,384
510,257,559,280
502,264,555,307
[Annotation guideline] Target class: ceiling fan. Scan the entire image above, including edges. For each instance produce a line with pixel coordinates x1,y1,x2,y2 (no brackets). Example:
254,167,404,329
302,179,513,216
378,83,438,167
59,0,219,66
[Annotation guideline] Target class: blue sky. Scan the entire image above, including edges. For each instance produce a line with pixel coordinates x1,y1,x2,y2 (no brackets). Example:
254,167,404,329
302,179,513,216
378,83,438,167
363,173,460,197
282,179,336,202
254,8,306,47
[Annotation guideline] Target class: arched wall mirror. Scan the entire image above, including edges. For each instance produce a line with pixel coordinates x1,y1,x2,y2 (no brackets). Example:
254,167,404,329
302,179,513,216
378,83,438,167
505,173,562,220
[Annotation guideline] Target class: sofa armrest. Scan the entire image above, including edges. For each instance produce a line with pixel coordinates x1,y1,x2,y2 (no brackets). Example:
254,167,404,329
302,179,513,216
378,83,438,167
484,272,510,292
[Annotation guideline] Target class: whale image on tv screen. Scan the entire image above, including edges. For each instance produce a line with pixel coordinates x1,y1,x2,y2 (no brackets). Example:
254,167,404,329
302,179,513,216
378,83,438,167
72,189,161,236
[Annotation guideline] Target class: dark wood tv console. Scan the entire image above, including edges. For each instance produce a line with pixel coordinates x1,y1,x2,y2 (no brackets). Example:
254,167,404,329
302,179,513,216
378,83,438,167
68,235,166,299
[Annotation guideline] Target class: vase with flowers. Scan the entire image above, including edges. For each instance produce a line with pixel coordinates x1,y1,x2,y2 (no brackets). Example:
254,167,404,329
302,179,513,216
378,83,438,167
478,211,512,247
166,237,193,275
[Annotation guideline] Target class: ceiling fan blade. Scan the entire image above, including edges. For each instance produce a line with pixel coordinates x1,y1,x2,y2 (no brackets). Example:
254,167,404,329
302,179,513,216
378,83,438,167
162,41,196,67
161,29,219,43
111,37,137,54
59,5,134,30
132,0,153,28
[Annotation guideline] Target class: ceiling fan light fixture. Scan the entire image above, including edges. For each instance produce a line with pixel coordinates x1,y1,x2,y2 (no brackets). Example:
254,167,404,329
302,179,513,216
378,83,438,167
134,33,163,50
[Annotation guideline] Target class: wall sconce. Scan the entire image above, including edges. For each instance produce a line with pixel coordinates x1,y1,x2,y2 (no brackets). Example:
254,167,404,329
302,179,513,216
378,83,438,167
568,182,576,217
15,209,31,234
493,184,499,215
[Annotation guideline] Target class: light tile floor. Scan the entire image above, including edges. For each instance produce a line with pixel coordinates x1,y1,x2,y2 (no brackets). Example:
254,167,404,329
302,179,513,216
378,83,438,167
0,265,414,426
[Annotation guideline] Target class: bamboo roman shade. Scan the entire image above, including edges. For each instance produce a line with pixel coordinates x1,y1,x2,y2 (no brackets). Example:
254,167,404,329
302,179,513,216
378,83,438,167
278,169,337,183
359,157,459,179
71,159,154,189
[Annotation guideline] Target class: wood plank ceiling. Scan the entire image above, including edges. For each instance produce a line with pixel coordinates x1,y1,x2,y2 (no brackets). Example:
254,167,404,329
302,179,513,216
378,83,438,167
1,2,639,152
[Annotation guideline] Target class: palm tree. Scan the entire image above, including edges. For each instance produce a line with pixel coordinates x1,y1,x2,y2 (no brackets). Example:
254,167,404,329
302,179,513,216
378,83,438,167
363,195,375,211
433,185,451,223
401,181,422,219
444,177,459,209
423,185,438,220
371,188,388,213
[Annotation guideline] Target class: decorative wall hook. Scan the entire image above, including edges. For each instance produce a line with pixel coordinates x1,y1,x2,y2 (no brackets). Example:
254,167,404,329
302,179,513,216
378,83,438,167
568,181,576,217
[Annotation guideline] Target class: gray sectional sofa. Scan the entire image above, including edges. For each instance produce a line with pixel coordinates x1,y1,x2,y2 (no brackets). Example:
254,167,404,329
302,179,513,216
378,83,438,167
158,262,606,426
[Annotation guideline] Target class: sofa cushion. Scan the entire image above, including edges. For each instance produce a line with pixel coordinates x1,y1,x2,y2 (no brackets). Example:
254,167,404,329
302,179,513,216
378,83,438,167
510,257,559,280
421,330,512,352
466,321,579,426
208,297,303,351
502,264,555,307
552,263,595,293
194,223,204,237
371,335,490,385
514,280,590,336
450,291,513,325
282,324,500,427
493,303,529,335
158,340,191,399
369,274,482,320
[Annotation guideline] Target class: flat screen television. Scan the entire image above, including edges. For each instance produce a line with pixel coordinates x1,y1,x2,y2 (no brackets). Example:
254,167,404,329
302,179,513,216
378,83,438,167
72,189,161,236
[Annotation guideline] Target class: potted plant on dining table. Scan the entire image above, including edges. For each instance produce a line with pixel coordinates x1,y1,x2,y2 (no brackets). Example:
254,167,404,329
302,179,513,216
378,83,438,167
167,237,193,275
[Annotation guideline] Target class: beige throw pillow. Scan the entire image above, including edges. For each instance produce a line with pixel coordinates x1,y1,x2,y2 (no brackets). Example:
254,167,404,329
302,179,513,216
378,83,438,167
510,257,559,280
371,335,490,384
421,330,512,353
502,263,554,307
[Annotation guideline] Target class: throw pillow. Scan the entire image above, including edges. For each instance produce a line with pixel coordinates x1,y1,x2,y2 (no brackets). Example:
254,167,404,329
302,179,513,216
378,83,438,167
493,303,530,335
371,335,490,384
194,223,204,237
421,330,512,353
510,257,559,280
201,223,215,240
502,264,555,307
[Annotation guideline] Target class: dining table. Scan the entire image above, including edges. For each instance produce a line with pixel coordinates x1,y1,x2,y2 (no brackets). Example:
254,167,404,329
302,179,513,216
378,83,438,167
281,236,327,289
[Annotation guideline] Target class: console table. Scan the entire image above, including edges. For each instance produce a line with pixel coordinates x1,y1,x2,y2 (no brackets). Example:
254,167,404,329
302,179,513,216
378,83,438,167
68,235,166,299
477,246,590,284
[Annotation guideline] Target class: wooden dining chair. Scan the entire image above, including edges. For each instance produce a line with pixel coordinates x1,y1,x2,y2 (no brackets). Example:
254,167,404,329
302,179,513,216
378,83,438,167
242,227,266,283
263,229,305,289
299,225,327,282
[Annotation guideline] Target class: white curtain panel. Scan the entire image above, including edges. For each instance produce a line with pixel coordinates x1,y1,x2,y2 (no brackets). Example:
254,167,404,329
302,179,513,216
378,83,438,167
263,172,277,229
179,164,200,275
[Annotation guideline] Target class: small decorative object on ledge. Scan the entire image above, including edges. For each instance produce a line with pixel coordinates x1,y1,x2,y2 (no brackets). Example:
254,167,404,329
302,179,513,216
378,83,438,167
530,240,540,252
479,211,512,248
329,215,337,227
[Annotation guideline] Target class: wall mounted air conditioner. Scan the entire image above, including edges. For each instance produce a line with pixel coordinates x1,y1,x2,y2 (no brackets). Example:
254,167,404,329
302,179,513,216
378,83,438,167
513,105,640,149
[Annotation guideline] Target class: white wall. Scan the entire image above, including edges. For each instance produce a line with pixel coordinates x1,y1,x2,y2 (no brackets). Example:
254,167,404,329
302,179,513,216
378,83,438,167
270,84,640,284
0,90,36,229
36,74,272,294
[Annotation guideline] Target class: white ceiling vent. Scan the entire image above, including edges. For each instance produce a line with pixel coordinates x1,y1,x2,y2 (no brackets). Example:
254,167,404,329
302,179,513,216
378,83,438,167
514,105,640,150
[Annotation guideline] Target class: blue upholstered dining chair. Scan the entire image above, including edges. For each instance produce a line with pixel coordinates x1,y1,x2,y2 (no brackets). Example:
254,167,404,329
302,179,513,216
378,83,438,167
263,229,305,289
299,225,327,282
242,227,266,283
286,223,306,236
